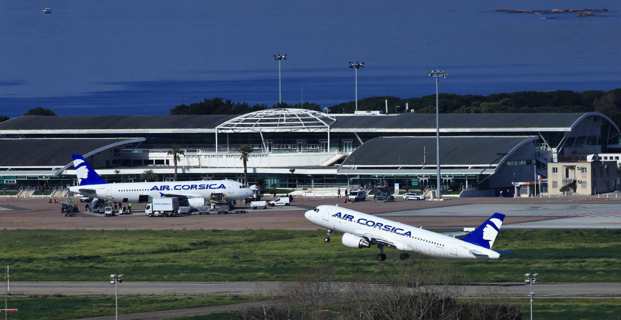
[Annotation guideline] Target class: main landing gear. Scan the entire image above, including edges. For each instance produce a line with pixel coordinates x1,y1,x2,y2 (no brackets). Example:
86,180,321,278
323,229,332,243
377,245,387,261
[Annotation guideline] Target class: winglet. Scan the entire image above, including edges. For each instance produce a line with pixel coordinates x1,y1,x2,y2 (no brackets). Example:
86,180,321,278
72,154,107,186
461,212,505,249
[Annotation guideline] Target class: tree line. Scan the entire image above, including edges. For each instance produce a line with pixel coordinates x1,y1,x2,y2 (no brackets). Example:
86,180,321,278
169,88,621,127
3,88,620,127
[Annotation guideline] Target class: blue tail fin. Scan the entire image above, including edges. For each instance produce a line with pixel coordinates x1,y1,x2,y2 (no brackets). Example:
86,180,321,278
72,154,107,186
462,212,505,249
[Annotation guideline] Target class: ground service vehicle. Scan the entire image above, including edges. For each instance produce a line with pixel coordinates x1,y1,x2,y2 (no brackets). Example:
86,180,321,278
374,191,394,202
269,197,290,206
348,190,366,202
250,200,268,209
145,197,180,217
104,206,114,216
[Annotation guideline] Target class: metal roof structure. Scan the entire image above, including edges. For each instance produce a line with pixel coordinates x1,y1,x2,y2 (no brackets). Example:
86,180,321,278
216,108,336,133
214,109,336,153
0,115,235,134
331,112,619,133
0,111,616,136
339,136,536,175
0,137,145,168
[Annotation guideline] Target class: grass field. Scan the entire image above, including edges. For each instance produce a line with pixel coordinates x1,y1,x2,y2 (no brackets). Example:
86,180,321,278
1,294,253,320
0,229,620,282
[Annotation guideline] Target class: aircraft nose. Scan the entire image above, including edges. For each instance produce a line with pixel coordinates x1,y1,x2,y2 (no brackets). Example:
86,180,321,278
304,209,314,221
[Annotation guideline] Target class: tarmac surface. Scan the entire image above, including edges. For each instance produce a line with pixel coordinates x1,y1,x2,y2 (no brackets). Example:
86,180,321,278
12,281,621,298
1,196,621,230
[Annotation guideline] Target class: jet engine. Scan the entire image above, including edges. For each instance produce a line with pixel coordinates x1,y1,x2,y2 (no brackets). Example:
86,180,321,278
341,233,370,248
187,197,206,208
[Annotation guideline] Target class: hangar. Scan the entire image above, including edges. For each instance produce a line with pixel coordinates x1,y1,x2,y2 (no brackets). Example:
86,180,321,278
0,109,617,196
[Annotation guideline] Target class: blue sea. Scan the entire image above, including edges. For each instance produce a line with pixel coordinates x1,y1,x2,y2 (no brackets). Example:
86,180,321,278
1,0,620,116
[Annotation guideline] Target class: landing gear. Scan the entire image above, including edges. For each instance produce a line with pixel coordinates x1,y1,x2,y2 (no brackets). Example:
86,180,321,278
377,245,387,261
323,229,333,243
399,252,410,260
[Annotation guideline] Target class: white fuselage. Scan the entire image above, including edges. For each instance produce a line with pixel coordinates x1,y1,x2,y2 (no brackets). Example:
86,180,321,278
305,205,500,259
69,179,253,203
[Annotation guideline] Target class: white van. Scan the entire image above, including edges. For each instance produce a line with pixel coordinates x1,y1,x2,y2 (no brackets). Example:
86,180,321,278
269,197,290,206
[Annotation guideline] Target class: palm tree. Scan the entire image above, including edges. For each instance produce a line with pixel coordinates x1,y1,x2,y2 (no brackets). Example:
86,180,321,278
167,148,185,181
239,145,253,186
142,169,158,182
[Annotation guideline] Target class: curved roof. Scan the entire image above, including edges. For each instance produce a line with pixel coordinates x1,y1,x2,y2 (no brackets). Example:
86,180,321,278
0,115,235,134
216,108,336,133
331,113,608,132
0,112,616,135
0,138,145,168
341,136,536,167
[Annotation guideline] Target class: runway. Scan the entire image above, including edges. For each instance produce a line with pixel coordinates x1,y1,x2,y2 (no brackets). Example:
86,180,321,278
9,281,621,298
379,203,621,229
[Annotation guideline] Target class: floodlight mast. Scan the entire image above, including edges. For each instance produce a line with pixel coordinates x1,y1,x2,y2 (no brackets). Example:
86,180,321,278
273,53,287,105
428,69,447,200
110,274,124,320
4,265,8,320
524,273,538,320
349,61,365,112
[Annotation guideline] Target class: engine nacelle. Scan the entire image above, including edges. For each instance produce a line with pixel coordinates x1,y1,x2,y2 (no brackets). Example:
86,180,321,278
341,233,370,249
187,197,206,208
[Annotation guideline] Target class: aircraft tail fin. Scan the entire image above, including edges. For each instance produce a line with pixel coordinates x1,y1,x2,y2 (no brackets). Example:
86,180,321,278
72,154,107,186
461,212,505,249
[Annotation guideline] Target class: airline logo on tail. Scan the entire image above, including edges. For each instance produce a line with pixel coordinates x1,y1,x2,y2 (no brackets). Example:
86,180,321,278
462,213,505,249
72,154,107,186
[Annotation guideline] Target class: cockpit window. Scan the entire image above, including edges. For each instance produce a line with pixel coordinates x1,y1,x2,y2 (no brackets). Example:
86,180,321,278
313,208,319,213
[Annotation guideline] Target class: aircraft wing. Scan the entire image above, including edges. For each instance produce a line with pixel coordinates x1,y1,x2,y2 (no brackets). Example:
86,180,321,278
362,233,409,250
159,193,203,199
442,231,469,238
74,188,97,197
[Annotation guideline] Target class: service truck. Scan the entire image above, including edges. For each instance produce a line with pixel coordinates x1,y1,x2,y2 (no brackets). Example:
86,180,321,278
145,197,180,217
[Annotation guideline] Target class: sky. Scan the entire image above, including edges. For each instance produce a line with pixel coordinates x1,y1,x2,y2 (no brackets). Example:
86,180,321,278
0,0,620,115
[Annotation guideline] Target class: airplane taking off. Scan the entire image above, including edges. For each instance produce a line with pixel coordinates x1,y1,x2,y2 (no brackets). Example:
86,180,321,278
304,205,505,260
68,154,254,208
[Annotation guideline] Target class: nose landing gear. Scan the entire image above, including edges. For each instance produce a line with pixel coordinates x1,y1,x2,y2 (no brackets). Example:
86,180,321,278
323,229,333,243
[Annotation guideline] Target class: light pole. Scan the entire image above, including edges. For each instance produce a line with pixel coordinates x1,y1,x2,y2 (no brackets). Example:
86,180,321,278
349,61,365,112
428,70,447,199
524,272,538,320
110,274,124,320
4,265,8,320
273,53,287,105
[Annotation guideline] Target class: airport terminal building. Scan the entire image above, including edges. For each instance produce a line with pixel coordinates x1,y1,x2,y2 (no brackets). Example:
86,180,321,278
0,109,618,196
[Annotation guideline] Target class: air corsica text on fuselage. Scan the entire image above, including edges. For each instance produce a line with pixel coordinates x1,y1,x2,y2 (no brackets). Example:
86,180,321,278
150,183,226,191
332,212,413,238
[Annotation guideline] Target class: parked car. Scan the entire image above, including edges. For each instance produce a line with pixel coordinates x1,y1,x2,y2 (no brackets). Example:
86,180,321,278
374,191,394,202
347,190,366,202
402,192,425,200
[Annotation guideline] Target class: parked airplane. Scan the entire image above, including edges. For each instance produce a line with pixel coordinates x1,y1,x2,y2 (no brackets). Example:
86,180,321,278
68,154,254,208
304,205,505,260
